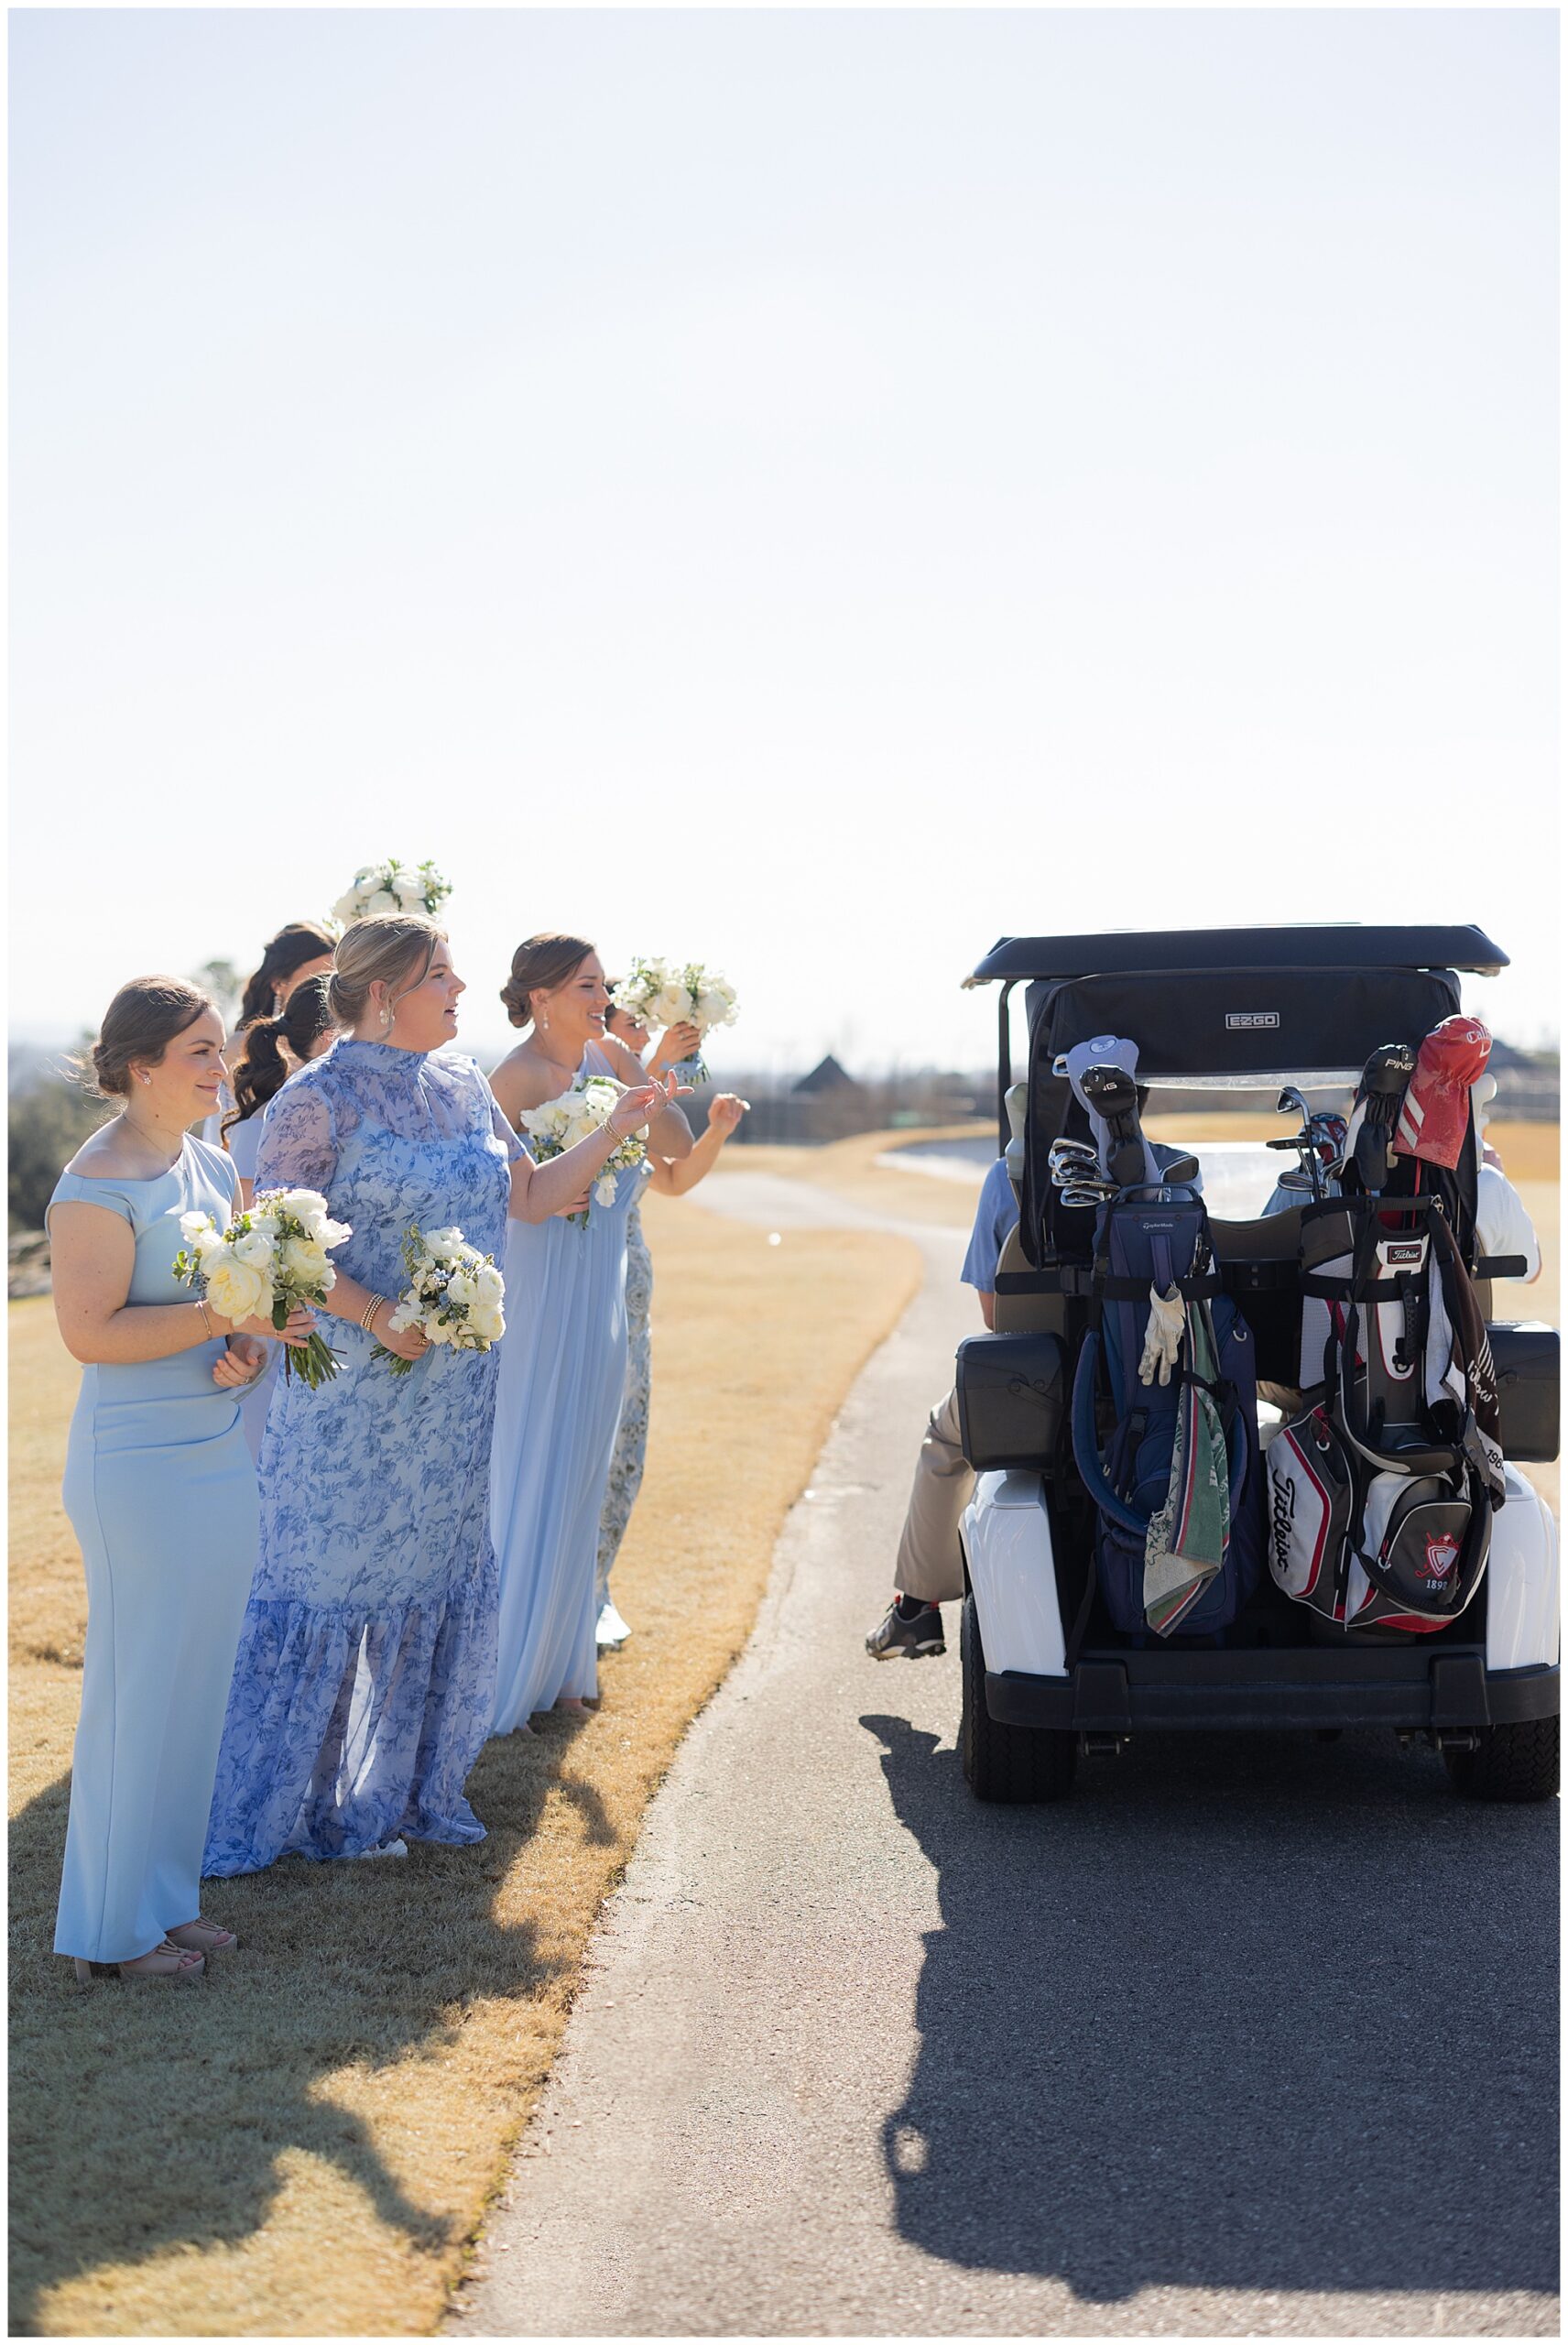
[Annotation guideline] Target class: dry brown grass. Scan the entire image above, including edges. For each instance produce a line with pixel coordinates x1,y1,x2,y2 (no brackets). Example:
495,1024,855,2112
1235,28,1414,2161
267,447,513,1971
8,1198,920,2338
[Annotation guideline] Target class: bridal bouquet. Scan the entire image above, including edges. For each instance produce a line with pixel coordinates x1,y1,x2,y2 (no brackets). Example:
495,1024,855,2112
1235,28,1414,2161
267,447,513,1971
331,856,452,930
610,957,738,1084
374,1224,505,1375
517,1077,647,1226
174,1188,352,1389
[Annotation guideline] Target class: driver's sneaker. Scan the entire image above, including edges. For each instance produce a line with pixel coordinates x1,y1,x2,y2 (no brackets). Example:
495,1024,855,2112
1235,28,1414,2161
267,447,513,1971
866,1598,945,1660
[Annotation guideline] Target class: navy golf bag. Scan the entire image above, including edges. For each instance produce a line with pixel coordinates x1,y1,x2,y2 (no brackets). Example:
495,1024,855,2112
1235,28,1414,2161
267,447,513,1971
1070,1193,1266,1637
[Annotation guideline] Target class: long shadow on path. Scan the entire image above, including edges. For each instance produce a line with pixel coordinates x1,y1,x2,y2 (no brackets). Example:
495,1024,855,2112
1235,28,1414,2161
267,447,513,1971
865,1715,1558,2308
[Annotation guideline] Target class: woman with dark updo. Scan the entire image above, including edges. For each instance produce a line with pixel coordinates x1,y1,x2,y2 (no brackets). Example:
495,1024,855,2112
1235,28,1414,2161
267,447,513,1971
47,978,312,1984
218,976,343,1459
201,922,336,1147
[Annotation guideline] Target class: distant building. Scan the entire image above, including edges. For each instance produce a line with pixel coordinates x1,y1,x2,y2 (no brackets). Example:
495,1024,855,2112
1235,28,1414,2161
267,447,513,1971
791,1054,862,1099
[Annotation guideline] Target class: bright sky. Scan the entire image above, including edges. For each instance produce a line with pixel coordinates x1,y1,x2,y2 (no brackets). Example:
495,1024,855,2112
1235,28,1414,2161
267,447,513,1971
10,8,1559,1079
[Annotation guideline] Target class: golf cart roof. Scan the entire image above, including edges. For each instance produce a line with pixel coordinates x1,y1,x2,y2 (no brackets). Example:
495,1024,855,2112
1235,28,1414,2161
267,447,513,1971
966,924,1508,985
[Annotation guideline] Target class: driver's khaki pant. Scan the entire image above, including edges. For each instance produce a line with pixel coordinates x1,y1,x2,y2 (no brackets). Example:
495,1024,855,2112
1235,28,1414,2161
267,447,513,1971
893,1386,972,1607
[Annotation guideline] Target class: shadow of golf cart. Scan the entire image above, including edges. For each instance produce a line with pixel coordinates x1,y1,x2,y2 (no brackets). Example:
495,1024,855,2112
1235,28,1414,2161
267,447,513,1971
956,925,1559,1804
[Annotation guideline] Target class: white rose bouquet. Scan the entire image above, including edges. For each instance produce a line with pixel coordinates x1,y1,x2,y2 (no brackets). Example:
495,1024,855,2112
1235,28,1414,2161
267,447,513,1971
610,957,739,1085
517,1076,648,1227
173,1188,352,1389
373,1224,506,1376
331,856,452,931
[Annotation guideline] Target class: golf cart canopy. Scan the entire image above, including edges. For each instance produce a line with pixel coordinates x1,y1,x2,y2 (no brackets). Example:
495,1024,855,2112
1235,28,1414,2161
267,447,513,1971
967,925,1508,984
972,924,1507,1098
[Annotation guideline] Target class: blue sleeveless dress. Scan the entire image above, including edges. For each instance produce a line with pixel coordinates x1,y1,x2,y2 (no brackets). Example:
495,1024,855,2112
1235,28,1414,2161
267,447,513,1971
203,1040,520,1873
48,1137,258,1962
489,1044,648,1731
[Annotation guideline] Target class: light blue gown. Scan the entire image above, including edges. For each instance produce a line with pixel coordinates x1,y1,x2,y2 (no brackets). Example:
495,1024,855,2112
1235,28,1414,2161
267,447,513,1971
204,1041,520,1873
490,1045,647,1732
49,1138,258,1963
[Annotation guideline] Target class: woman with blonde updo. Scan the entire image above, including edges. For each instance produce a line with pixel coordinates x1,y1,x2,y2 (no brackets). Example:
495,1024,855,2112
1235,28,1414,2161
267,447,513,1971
204,917,673,1873
486,934,694,1733
48,977,313,1983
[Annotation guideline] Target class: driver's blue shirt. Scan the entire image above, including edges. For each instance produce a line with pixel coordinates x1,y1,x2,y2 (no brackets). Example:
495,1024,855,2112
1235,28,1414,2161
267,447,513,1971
962,1158,1019,1292
962,1145,1203,1293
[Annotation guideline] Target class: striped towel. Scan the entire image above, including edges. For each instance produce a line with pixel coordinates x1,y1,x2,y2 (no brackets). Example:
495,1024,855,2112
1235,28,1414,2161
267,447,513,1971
1142,1309,1230,1635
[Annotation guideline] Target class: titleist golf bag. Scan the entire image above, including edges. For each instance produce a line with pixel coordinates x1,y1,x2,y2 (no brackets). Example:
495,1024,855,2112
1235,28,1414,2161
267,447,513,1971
1266,1196,1505,1631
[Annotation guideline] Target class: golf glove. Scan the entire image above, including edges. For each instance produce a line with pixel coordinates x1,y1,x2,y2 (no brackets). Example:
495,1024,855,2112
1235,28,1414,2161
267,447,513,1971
1138,1282,1185,1387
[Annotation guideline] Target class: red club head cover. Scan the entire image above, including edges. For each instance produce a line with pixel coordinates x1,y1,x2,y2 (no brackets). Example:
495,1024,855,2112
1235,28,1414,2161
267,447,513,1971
1392,1015,1493,1169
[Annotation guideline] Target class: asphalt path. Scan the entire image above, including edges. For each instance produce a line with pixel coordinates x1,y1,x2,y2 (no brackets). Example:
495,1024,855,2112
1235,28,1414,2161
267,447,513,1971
454,1172,1558,2338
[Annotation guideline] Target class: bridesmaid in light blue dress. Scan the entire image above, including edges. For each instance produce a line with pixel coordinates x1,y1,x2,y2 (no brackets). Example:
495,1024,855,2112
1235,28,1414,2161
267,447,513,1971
204,917,668,1871
487,934,695,1732
47,977,310,1983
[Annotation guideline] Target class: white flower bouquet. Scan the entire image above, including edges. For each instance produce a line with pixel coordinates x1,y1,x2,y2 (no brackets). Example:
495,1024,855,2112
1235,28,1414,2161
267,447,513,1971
517,1077,648,1227
610,957,738,1085
374,1224,506,1375
173,1187,352,1389
331,856,452,931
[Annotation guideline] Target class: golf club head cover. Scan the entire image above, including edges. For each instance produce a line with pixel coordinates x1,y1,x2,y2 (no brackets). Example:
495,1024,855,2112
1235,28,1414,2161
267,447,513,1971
1347,1042,1418,1191
1065,1037,1163,1188
1392,1015,1492,1171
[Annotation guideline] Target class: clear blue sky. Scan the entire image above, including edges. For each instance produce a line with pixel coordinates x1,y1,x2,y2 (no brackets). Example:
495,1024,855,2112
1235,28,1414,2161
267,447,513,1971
10,8,1558,1076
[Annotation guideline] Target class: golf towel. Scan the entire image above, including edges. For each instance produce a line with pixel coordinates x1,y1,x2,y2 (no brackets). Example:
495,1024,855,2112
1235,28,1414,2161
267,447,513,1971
1142,1308,1231,1634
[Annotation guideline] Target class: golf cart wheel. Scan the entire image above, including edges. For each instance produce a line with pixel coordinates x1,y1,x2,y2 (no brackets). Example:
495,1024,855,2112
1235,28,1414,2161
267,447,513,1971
959,1594,1076,1804
1443,1714,1559,1804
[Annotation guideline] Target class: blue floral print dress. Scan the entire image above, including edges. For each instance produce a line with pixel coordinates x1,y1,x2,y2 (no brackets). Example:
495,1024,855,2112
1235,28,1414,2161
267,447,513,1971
203,1040,521,1874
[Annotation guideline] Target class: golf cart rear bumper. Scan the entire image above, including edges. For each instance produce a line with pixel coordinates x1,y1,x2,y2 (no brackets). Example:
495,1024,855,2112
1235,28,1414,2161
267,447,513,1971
985,1651,1560,1734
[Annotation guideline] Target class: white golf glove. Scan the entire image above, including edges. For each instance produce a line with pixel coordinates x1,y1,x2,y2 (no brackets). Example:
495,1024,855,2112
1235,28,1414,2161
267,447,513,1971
1138,1282,1185,1387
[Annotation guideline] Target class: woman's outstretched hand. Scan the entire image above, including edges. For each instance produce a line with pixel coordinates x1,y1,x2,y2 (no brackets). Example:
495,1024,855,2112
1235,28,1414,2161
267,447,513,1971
610,1069,689,1137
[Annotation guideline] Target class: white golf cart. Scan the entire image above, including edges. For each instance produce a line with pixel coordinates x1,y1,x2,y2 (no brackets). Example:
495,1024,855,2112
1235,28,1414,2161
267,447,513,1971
955,925,1559,1803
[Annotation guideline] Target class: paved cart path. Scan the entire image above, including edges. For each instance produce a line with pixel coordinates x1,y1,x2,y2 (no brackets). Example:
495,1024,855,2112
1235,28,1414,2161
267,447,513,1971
453,1174,1558,2339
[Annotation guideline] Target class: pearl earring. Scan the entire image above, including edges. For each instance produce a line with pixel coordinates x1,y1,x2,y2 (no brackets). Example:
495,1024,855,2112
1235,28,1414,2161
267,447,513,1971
138,1072,151,1086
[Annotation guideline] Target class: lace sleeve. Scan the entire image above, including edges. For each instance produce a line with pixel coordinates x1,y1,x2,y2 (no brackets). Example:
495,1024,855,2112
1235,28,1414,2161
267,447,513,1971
255,1075,338,1195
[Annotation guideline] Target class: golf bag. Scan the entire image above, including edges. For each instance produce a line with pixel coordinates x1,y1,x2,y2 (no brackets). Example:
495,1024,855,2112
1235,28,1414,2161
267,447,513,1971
1266,1197,1504,1631
1070,1194,1265,1638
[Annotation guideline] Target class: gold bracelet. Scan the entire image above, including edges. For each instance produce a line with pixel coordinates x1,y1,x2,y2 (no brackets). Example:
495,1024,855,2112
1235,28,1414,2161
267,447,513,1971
361,1296,382,1333
197,1300,215,1341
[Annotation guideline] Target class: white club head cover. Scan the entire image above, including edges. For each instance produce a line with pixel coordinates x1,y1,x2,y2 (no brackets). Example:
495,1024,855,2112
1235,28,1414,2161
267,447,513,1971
1138,1282,1186,1387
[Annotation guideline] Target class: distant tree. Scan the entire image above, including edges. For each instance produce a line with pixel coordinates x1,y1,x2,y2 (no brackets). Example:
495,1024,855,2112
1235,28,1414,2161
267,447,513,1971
8,1057,112,1233
191,957,245,1025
